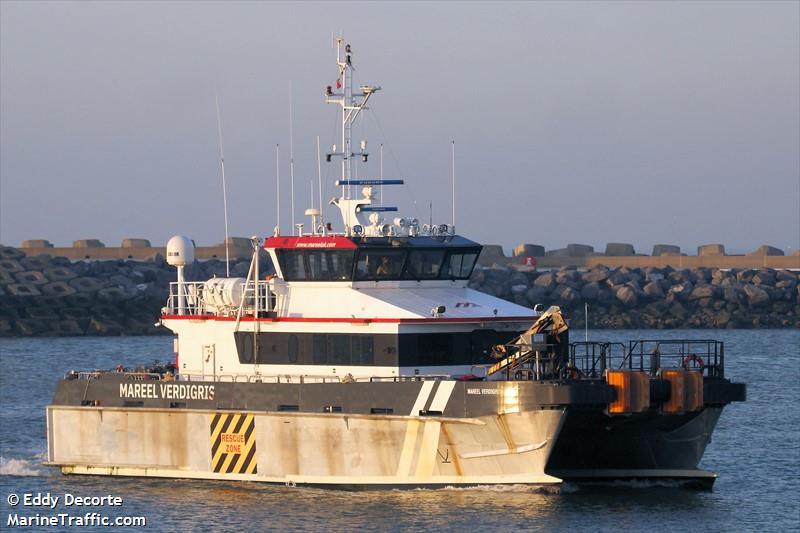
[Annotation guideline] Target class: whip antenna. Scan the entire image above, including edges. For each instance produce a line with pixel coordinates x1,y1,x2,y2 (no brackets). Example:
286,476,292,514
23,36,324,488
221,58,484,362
451,140,456,230
289,81,296,235
214,90,231,276
275,144,281,235
316,135,325,234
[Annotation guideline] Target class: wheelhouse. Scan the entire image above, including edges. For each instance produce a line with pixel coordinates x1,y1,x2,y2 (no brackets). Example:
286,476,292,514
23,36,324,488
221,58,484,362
266,235,481,282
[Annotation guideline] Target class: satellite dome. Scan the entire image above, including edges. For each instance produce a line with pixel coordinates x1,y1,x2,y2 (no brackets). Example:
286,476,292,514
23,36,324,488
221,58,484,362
166,235,195,266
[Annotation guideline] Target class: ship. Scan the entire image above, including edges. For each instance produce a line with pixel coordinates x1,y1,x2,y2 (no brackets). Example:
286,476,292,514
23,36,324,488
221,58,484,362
45,39,745,489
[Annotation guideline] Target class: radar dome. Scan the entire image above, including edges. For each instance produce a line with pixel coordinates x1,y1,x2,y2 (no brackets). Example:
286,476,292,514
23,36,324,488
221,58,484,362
166,235,195,266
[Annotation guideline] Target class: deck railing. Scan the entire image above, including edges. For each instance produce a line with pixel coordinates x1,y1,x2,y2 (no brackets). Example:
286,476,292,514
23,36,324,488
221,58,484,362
569,339,724,378
165,280,275,317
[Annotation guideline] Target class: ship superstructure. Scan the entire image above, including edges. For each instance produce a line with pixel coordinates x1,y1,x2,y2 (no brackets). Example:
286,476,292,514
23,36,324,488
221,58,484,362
45,38,745,489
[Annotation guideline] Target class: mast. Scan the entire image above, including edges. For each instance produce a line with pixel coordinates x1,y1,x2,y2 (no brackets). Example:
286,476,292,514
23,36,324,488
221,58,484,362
325,38,384,233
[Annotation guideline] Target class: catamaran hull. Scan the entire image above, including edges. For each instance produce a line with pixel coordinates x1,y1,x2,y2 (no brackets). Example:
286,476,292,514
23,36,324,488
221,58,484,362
546,407,725,489
46,405,566,487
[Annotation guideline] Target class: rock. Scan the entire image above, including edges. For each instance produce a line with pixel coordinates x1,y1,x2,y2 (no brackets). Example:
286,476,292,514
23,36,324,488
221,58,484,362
13,318,47,336
553,286,580,307
698,244,725,256
694,268,712,283
742,284,770,307
615,285,638,307
0,259,24,274
606,269,629,286
581,268,608,283
511,284,528,296
652,244,681,256
690,284,716,300
752,270,776,287
508,272,530,287
566,244,594,257
669,301,687,319
776,270,797,283
20,255,52,270
711,269,730,285
525,286,548,306
697,297,713,308
605,243,636,256
580,282,600,302
86,318,124,336
0,246,25,260
668,281,694,302
643,281,664,298
533,272,556,290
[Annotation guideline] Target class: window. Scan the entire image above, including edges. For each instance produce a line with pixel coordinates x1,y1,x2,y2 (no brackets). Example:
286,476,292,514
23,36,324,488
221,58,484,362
352,336,375,365
440,250,479,279
280,250,307,280
288,335,299,363
313,335,327,364
355,250,407,280
404,250,446,280
306,250,354,281
330,335,350,364
280,250,355,281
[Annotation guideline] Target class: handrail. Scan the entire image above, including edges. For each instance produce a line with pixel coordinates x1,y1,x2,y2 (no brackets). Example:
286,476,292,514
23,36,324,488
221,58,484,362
568,339,725,378
165,279,275,318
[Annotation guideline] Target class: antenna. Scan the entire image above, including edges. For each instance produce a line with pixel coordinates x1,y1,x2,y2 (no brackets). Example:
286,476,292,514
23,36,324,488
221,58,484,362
585,302,589,342
275,144,281,235
214,90,231,277
289,81,296,235
316,135,325,234
451,140,456,230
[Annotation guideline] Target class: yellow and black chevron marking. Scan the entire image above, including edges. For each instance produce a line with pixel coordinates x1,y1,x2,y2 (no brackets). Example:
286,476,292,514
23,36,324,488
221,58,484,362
210,413,257,474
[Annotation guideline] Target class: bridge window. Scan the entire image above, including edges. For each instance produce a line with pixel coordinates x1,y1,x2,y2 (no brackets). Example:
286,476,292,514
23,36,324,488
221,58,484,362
355,250,407,280
440,250,479,279
280,250,307,280
404,249,446,280
306,250,354,281
278,250,355,281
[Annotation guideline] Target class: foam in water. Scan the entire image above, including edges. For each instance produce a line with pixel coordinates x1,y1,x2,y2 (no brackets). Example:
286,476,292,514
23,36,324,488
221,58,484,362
0,456,46,477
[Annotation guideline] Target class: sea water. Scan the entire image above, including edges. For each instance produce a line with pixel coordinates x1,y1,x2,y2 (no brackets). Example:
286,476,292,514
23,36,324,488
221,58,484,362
1,330,798,532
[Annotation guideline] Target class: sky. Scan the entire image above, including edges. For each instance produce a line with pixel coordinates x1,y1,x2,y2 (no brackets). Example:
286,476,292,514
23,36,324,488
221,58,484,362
1,1,798,255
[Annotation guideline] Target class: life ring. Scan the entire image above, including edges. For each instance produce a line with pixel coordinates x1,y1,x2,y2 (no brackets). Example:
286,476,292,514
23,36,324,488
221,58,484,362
682,354,705,370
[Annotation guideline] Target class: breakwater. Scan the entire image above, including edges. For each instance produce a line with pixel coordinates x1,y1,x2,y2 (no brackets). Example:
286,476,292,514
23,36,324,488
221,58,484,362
0,245,797,336
469,265,799,329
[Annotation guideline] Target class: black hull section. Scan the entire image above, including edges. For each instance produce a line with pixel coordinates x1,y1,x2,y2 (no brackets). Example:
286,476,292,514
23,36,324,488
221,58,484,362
546,406,723,487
